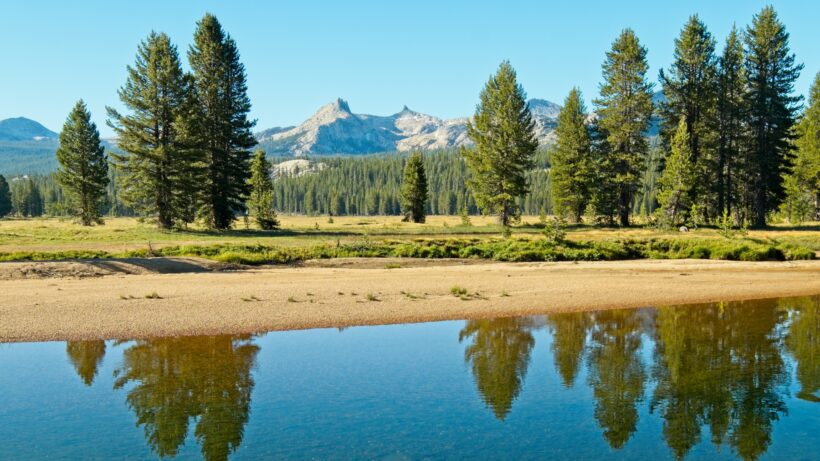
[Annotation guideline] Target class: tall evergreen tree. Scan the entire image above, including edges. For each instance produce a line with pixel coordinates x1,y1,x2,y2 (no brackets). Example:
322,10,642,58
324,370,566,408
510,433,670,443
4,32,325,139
551,88,594,222
188,14,257,230
659,15,719,217
744,6,803,227
400,151,428,223
656,119,696,226
462,61,538,227
0,175,12,217
246,149,278,230
593,29,655,226
55,100,109,226
716,26,748,219
784,71,820,221
107,32,197,229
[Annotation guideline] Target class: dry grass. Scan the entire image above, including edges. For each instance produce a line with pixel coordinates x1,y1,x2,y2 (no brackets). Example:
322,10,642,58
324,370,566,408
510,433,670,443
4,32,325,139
1,215,818,255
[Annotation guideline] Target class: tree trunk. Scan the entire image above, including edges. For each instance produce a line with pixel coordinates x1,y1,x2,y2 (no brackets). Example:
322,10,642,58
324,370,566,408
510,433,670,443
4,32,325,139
619,188,630,227
814,192,820,222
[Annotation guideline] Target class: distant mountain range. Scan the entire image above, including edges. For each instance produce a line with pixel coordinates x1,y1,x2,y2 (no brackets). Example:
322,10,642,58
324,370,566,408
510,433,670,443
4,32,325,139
256,98,562,157
0,93,662,174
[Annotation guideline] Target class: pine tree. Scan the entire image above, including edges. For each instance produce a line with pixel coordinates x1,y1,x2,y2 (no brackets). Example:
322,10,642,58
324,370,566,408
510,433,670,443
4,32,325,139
656,119,696,226
551,88,594,222
55,100,109,225
246,149,278,230
744,6,803,227
400,151,428,223
26,179,43,217
107,32,198,229
784,71,820,221
659,15,719,217
462,61,538,227
12,178,43,217
0,175,12,217
593,29,655,226
716,26,748,219
188,14,257,230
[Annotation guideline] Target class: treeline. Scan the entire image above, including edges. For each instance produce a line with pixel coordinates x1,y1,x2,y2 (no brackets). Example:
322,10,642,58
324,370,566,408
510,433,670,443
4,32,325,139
273,6,817,228
650,9,808,227
548,7,812,228
0,169,131,218
272,150,551,216
0,146,658,219
3,6,818,229
13,14,260,229
0,171,132,218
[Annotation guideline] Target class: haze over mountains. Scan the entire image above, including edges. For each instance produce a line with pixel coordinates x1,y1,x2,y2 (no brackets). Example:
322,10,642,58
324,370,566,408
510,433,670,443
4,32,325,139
256,98,562,156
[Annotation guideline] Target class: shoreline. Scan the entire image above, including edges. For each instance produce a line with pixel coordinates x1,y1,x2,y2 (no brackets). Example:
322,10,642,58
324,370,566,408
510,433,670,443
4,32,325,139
2,258,820,343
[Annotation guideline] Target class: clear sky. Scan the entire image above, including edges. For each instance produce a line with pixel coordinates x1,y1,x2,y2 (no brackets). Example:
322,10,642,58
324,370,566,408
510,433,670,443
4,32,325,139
1,0,817,136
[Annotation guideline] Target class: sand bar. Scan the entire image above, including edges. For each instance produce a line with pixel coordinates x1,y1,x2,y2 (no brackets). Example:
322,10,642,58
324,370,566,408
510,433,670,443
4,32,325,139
2,257,819,342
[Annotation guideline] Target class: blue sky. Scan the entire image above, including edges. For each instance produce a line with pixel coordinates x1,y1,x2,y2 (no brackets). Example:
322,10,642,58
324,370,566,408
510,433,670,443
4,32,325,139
1,0,817,136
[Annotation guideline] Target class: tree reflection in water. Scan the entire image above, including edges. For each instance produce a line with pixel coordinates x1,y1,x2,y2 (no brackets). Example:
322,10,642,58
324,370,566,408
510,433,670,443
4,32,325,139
66,340,107,386
782,296,820,403
58,297,816,460
650,299,790,460
469,297,815,460
585,309,647,449
459,317,536,420
546,311,591,388
112,335,259,461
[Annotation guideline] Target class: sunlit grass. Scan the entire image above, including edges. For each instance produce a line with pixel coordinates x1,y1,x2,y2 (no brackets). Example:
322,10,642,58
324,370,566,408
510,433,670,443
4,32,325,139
0,215,816,262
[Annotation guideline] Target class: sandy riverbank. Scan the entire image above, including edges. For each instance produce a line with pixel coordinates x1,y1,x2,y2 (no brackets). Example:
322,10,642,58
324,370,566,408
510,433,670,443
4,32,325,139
2,257,819,342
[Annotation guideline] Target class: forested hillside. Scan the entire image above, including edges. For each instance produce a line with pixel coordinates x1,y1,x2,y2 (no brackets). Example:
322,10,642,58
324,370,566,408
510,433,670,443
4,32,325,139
272,149,550,216
272,148,662,217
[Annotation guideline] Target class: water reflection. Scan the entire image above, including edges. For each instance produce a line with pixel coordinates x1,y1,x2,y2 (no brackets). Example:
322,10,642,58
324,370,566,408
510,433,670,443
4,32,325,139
650,300,789,461
56,297,818,460
112,335,258,461
586,309,647,449
461,297,818,460
66,340,106,386
783,297,820,403
545,311,590,388
458,317,536,420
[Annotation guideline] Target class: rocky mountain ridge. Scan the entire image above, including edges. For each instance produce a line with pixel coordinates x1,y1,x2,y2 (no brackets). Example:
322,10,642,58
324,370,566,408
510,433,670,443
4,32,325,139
256,98,562,157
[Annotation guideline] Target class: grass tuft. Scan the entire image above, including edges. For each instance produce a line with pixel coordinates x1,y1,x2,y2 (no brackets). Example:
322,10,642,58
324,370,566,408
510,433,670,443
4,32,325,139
450,286,468,296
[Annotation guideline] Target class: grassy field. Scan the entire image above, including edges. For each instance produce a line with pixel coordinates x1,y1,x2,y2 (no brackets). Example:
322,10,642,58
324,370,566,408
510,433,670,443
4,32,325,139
0,215,818,262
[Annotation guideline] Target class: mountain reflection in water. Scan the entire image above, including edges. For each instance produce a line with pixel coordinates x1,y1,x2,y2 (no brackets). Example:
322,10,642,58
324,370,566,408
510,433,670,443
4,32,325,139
52,296,819,461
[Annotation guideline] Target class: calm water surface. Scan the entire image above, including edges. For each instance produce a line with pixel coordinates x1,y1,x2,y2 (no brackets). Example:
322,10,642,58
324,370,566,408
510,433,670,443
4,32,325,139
0,296,818,460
